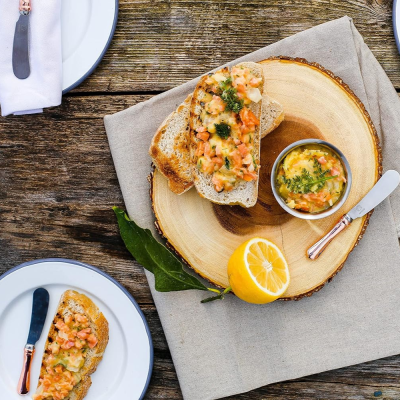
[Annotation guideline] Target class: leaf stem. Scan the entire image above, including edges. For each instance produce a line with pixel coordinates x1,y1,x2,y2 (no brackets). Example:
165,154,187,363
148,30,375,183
201,287,232,303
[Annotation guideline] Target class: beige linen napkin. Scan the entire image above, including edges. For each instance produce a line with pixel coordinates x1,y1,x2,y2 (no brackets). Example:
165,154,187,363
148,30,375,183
104,16,400,400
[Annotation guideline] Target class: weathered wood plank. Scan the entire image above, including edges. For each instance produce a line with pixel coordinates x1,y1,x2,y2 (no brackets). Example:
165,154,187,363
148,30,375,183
73,0,400,93
1,94,400,399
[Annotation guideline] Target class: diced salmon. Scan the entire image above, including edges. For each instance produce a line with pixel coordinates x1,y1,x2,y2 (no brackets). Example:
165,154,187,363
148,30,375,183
330,167,339,176
205,95,226,114
212,157,223,169
231,150,242,168
318,156,327,165
249,77,262,87
55,365,63,374
243,172,257,181
74,314,88,324
236,83,247,94
61,341,75,350
239,107,260,126
212,175,224,192
196,131,209,141
76,328,91,340
55,320,68,332
237,143,249,157
87,334,98,349
204,142,211,157
196,142,205,157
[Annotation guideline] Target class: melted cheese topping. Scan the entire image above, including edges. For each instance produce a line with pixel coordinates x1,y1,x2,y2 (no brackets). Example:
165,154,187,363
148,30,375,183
32,313,98,400
195,66,262,192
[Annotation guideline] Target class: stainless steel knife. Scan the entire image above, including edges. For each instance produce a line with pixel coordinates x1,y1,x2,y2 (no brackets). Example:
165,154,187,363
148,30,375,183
307,170,400,260
12,0,31,80
17,287,49,395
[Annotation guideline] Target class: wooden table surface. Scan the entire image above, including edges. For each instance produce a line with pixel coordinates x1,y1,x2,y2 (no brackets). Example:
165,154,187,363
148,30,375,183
1,1,400,398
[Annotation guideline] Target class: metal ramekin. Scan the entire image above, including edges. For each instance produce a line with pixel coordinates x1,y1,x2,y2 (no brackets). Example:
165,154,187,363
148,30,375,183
270,139,352,220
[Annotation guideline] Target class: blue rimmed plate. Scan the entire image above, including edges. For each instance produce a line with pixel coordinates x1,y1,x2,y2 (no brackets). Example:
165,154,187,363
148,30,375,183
62,0,119,93
394,0,400,55
0,258,153,400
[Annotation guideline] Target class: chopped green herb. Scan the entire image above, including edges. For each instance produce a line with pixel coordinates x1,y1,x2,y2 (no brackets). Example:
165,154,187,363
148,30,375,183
252,155,257,170
224,157,230,169
215,122,231,139
282,159,337,194
219,77,232,91
221,87,244,113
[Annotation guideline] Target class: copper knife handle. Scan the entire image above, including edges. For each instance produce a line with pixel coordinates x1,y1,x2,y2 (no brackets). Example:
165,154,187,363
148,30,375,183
307,214,352,260
19,0,31,14
17,344,35,395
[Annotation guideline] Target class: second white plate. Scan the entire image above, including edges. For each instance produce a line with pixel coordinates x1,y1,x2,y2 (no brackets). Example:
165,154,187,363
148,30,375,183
61,0,118,93
0,258,152,400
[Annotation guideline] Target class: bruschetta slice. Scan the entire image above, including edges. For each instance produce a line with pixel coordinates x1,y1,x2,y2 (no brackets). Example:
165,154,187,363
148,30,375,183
32,290,109,400
149,94,194,195
189,62,264,207
149,72,284,196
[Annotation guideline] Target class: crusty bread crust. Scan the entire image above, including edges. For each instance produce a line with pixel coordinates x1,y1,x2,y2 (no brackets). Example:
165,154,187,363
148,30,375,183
260,94,284,138
149,95,193,194
189,62,264,208
36,290,109,400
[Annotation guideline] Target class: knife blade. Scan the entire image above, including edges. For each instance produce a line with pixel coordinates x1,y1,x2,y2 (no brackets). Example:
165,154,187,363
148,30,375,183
12,0,31,80
17,287,49,395
307,170,400,260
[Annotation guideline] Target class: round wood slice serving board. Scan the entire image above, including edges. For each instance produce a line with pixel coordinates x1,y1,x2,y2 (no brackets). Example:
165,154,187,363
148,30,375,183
151,57,382,300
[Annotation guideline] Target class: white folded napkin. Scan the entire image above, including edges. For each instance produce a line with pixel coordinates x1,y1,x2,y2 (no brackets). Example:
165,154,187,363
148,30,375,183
0,0,62,116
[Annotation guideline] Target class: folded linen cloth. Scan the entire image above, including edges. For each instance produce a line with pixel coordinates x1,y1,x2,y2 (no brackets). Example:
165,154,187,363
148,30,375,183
0,0,62,116
105,17,400,400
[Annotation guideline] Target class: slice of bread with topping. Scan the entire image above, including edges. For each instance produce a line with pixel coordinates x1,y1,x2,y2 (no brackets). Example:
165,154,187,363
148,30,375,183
189,62,264,207
33,290,109,400
149,95,193,194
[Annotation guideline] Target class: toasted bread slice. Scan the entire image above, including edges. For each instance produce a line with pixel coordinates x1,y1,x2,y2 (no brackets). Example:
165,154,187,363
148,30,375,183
260,93,284,137
149,95,194,194
189,62,264,208
33,290,109,400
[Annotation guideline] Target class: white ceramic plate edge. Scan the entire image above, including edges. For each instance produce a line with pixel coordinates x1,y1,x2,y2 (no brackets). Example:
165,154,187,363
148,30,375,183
394,0,400,55
62,0,119,94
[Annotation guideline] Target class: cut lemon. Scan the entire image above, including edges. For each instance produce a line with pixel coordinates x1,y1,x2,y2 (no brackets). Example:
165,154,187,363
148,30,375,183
228,237,290,304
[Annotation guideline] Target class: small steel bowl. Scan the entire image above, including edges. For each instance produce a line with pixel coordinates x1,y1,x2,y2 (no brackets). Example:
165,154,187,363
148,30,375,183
270,139,352,220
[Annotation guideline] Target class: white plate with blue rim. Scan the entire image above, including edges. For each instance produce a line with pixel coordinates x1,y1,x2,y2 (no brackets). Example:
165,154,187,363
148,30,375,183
0,258,153,400
394,0,400,55
62,0,119,93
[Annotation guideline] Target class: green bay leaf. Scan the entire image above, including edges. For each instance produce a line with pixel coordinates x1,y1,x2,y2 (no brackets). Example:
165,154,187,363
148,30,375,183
113,207,208,292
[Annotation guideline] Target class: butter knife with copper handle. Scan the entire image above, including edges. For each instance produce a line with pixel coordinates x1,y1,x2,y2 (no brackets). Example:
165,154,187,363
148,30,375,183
17,288,49,395
307,170,400,260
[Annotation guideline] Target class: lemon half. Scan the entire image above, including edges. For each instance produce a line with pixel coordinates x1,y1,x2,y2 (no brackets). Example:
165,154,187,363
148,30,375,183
228,237,290,304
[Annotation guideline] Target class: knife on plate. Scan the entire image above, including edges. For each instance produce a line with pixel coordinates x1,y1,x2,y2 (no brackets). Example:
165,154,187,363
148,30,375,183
307,170,400,260
17,287,49,395
12,0,31,80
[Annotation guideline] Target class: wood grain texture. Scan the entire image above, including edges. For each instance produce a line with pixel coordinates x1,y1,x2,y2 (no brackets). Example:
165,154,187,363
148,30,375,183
1,94,400,399
2,0,400,395
72,0,400,93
